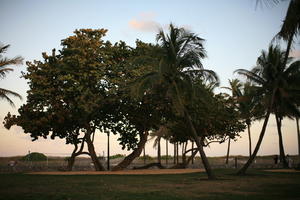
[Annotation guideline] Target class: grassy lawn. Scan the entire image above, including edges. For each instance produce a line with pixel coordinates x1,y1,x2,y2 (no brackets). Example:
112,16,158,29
1,169,300,200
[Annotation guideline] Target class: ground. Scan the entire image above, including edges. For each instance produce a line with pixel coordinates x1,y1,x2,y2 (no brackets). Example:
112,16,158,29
28,168,204,175
1,168,300,200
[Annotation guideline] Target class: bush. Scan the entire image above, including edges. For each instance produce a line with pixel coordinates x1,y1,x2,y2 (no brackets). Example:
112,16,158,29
21,152,47,161
138,155,154,160
110,154,125,159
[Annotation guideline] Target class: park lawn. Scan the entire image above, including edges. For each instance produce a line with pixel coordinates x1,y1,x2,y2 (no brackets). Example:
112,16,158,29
0,169,300,200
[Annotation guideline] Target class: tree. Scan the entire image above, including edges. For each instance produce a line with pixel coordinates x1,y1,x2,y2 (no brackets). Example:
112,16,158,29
3,29,116,171
135,24,219,179
0,44,23,106
100,40,167,171
236,45,300,174
223,79,264,158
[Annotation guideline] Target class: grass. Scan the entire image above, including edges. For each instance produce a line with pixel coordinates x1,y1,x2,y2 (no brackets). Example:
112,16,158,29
1,169,300,200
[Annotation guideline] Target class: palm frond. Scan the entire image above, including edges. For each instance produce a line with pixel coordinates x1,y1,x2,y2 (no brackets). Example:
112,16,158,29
0,88,22,107
234,69,265,85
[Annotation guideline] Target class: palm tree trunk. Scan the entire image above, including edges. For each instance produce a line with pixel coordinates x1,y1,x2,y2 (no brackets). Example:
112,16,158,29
176,142,179,164
237,110,271,175
191,141,194,164
143,146,146,165
112,131,149,171
107,132,110,170
296,116,300,159
283,32,294,65
247,124,252,157
184,109,216,180
172,80,215,179
173,143,176,164
275,114,288,168
157,137,161,164
166,139,168,165
225,138,231,165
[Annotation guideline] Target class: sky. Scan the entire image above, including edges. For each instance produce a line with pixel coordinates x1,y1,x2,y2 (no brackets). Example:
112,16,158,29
0,0,299,158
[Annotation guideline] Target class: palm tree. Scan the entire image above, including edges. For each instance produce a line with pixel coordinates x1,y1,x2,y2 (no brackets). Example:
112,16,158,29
0,44,23,106
135,24,218,179
223,79,261,159
236,45,300,174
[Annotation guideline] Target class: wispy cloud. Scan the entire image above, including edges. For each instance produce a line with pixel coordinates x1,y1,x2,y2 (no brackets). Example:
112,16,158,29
128,12,161,32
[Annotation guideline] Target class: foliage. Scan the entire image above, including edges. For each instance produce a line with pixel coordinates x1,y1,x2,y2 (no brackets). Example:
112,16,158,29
21,152,47,161
109,154,126,159
138,155,154,161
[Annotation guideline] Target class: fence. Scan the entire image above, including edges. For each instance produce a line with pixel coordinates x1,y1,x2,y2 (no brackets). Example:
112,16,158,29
1,154,299,173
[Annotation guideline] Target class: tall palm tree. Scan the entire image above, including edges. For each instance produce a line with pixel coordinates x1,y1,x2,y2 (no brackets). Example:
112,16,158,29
135,24,218,179
223,79,261,158
0,44,23,106
236,45,300,174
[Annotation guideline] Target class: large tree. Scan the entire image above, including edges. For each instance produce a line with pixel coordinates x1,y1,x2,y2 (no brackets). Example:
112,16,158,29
0,44,23,106
136,24,222,179
4,29,115,171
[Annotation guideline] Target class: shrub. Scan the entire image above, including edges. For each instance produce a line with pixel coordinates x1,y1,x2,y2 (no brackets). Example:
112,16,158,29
110,154,125,159
138,155,154,160
21,152,47,161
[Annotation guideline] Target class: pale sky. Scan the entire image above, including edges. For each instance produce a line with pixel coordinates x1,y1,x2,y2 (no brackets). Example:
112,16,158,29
0,0,299,157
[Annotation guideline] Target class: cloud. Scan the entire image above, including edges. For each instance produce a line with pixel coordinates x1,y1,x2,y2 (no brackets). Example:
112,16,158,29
289,50,300,58
128,12,161,32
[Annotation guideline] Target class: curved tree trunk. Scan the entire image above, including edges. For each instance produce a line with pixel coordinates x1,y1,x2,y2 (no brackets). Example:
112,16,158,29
296,117,300,160
85,126,105,171
112,131,149,171
275,114,288,168
86,136,105,171
247,123,252,157
184,109,216,180
237,110,271,175
225,138,231,164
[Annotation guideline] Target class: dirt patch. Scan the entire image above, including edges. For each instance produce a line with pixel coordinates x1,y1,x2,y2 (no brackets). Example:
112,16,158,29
264,169,300,173
28,168,205,175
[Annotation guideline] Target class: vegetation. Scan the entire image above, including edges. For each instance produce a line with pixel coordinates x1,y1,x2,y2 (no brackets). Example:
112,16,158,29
21,152,47,161
0,44,23,106
2,1,300,183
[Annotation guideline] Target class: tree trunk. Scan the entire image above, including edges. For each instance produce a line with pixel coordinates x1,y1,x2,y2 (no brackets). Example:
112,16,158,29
143,146,146,165
86,134,105,171
237,110,271,175
107,132,110,170
67,152,76,171
112,131,149,171
157,137,161,164
275,114,288,168
247,123,252,157
296,116,300,160
184,109,216,180
173,143,176,164
191,141,194,164
172,80,215,179
176,142,179,164
225,138,231,164
166,139,168,165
